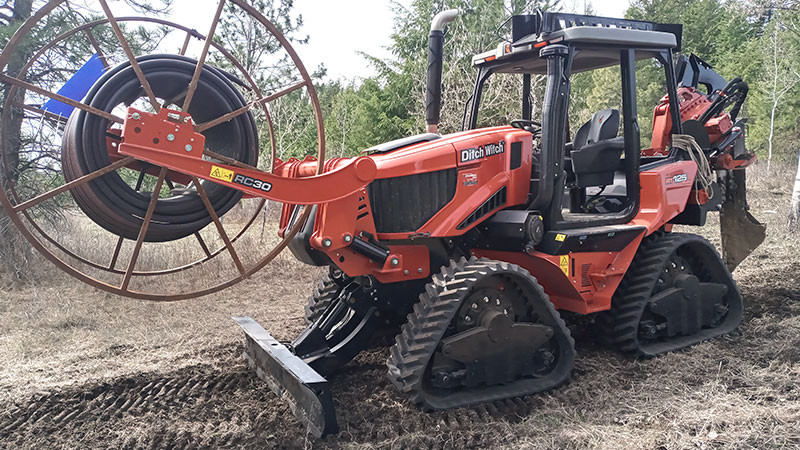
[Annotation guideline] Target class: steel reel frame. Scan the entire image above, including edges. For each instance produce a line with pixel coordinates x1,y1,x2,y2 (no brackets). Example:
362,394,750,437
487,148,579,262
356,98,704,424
0,0,327,300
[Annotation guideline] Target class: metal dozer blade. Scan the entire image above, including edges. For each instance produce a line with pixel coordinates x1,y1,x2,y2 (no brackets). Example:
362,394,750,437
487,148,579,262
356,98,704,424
719,169,766,271
233,285,381,437
233,316,338,437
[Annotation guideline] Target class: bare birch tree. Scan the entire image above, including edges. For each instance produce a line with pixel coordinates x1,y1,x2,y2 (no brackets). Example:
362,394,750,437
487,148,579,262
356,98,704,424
761,4,800,171
790,149,800,229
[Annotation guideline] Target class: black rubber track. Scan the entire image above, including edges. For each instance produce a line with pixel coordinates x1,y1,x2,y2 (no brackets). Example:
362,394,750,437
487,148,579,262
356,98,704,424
597,231,743,357
304,273,342,324
386,256,575,410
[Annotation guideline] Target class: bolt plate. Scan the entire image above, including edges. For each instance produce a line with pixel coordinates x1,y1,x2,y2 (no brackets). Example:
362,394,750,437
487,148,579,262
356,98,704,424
120,106,205,162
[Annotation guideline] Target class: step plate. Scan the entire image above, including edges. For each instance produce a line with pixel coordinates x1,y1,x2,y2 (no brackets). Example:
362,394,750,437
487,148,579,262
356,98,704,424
233,316,338,437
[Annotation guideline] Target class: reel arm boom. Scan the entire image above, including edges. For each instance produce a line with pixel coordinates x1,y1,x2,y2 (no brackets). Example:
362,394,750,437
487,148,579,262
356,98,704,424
118,107,377,205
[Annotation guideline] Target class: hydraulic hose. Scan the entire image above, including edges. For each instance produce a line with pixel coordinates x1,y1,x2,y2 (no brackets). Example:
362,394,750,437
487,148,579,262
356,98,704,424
62,54,259,242
698,77,748,125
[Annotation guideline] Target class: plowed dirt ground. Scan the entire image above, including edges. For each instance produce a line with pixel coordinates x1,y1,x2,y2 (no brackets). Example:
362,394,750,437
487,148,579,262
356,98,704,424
1,164,798,449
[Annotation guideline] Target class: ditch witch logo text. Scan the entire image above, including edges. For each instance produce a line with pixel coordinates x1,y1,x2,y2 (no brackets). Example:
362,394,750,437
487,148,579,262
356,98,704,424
460,141,505,163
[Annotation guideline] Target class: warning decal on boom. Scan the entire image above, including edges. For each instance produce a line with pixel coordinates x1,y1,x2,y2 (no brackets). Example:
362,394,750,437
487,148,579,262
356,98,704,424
210,165,235,183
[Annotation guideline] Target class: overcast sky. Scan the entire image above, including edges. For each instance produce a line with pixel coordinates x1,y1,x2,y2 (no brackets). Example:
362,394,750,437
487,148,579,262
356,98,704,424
291,0,632,80
168,0,633,81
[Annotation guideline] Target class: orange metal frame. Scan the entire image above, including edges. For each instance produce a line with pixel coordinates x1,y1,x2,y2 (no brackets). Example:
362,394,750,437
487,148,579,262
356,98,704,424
474,160,697,314
119,103,701,314
647,85,754,171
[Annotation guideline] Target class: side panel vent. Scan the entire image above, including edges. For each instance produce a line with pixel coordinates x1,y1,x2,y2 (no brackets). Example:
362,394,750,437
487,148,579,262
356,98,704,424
368,169,456,233
457,187,507,230
581,264,592,287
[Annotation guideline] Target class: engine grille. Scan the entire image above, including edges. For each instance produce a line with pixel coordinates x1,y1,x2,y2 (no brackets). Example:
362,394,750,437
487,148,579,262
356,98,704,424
367,169,457,233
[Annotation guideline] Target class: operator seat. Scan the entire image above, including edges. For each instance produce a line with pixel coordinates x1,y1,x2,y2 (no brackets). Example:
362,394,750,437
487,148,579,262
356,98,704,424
570,108,625,188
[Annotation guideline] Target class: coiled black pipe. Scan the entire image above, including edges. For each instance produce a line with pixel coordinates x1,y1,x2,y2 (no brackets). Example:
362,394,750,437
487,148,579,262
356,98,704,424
62,54,258,242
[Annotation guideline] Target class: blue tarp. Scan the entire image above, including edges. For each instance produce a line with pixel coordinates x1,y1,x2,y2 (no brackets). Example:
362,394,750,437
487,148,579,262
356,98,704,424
42,53,105,117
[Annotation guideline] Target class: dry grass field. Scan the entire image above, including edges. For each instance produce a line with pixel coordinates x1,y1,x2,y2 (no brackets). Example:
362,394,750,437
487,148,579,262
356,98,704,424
0,162,798,449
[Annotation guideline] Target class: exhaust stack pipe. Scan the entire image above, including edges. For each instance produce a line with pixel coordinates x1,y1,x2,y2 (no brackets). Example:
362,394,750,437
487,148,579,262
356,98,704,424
425,9,459,134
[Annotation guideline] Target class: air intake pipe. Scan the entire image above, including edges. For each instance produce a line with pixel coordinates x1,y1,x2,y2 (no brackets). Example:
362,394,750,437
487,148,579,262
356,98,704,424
425,9,459,134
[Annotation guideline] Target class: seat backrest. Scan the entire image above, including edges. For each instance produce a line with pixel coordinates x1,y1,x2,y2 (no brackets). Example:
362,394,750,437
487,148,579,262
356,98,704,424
573,109,620,150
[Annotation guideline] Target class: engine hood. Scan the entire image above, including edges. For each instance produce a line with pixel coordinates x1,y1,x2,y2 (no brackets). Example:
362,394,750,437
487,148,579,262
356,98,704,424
370,126,527,176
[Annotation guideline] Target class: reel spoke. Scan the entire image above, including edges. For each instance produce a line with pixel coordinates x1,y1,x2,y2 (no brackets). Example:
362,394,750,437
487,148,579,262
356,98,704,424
16,102,69,125
161,89,187,109
179,30,193,56
203,148,259,170
97,0,161,113
82,29,111,70
108,236,125,271
0,73,122,124
12,157,135,213
120,167,168,291
196,80,308,133
194,232,213,258
192,177,246,276
182,0,226,113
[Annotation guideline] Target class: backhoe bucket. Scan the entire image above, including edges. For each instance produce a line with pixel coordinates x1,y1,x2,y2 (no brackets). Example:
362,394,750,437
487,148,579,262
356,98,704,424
233,316,338,437
719,169,766,271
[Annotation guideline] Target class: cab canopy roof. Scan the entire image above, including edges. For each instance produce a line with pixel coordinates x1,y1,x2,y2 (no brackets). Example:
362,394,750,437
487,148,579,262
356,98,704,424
472,11,682,75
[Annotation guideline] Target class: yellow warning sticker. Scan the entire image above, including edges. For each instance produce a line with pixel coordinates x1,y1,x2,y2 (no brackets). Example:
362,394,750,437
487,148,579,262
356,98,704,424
209,165,234,183
559,255,569,276
555,233,566,242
